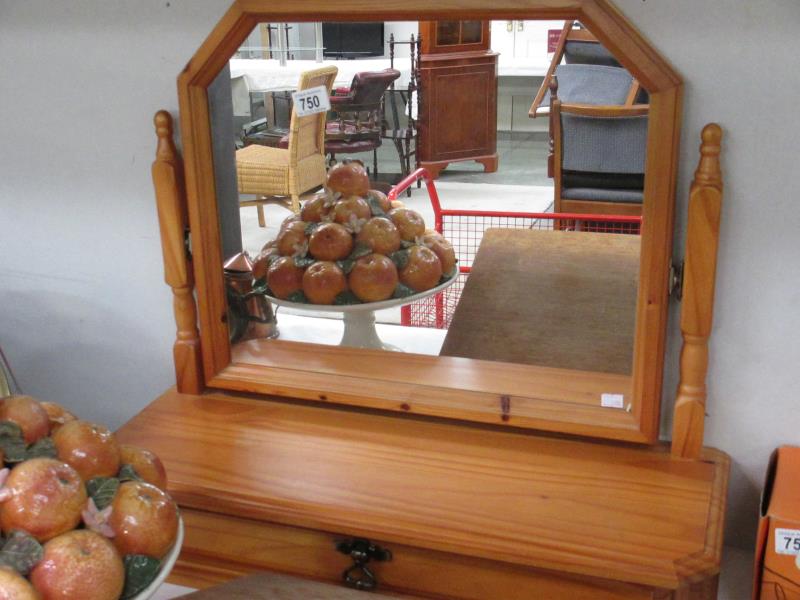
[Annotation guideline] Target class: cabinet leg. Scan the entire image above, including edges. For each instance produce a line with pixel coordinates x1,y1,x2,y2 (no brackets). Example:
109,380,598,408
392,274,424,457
477,154,499,173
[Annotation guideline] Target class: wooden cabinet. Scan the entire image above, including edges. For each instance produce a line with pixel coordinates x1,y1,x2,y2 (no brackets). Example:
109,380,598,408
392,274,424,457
418,21,498,178
117,389,727,599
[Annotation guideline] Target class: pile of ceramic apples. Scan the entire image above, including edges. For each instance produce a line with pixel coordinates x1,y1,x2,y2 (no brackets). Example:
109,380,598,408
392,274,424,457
255,160,457,305
0,394,178,600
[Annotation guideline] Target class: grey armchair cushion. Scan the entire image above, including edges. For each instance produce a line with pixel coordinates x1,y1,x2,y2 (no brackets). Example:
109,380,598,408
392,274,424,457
543,64,634,106
564,41,621,67
561,112,648,175
562,187,644,203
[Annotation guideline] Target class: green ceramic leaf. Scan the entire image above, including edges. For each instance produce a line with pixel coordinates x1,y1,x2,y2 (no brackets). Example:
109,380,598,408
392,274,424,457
367,195,387,217
400,239,415,249
336,259,355,275
389,249,410,270
121,555,161,599
348,241,372,260
392,283,416,299
293,256,315,268
118,464,143,483
304,221,321,235
25,437,57,460
333,290,362,305
286,290,308,304
86,477,120,511
0,530,43,576
1,439,27,464
0,421,23,440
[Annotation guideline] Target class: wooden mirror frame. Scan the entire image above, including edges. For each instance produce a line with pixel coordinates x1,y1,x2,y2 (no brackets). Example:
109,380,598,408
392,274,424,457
175,0,681,444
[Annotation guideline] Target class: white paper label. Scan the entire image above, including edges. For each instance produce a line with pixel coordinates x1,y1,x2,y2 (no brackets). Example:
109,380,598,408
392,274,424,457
291,86,331,116
600,393,624,409
775,528,800,555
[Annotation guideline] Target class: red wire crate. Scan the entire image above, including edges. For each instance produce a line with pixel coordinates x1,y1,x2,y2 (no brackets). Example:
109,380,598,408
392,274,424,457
388,169,643,329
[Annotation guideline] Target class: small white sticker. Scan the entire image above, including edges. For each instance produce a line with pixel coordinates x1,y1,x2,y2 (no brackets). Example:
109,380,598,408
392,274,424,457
775,528,800,555
291,86,331,117
601,393,624,409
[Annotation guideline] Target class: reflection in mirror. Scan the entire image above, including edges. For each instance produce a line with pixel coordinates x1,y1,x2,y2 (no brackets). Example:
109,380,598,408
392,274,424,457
210,18,649,385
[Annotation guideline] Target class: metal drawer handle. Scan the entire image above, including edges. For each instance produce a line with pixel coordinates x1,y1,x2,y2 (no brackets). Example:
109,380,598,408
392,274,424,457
335,539,392,590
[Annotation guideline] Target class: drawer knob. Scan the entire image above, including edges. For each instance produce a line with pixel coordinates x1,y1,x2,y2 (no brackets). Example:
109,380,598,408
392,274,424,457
335,539,392,590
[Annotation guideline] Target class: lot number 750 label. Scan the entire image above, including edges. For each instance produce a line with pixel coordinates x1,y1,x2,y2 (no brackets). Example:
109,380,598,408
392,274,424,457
775,529,800,555
291,86,331,117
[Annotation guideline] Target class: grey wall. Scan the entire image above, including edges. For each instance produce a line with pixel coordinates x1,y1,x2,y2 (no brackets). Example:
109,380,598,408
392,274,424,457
1,0,799,550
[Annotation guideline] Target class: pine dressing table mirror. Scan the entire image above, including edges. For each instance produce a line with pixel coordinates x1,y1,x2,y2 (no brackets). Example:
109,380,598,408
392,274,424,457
117,0,729,597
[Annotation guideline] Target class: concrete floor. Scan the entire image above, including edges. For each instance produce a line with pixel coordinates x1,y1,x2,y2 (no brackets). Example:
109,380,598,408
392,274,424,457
338,133,550,188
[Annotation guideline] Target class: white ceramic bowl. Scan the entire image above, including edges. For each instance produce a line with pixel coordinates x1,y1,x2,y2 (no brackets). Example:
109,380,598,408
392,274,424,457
131,517,184,600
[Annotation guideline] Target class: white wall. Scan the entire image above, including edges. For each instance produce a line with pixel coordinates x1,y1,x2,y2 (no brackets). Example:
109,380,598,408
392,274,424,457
1,0,798,550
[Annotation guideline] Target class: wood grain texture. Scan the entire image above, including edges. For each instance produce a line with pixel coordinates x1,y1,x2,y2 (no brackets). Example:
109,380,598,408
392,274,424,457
172,509,660,599
224,339,643,442
671,125,723,459
440,229,640,375
176,0,683,443
152,111,203,394
116,389,728,591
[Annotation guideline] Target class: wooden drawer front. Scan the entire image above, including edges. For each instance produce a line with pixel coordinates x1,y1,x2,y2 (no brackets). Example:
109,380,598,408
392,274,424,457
173,508,658,600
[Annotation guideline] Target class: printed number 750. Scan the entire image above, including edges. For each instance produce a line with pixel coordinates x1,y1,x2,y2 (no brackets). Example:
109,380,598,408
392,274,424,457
784,536,800,551
300,96,321,110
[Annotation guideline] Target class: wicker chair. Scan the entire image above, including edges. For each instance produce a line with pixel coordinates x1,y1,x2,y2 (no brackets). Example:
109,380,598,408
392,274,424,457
236,66,338,227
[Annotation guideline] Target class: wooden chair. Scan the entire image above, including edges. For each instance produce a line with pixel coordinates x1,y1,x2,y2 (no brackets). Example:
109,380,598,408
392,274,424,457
235,66,337,227
323,69,401,175
550,81,648,218
529,20,641,118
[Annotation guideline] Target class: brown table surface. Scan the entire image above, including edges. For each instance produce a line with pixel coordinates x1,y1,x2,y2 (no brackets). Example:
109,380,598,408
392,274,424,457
177,572,417,599
439,228,640,375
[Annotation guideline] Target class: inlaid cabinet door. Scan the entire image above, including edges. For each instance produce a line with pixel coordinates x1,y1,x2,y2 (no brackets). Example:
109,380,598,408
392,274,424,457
419,59,497,163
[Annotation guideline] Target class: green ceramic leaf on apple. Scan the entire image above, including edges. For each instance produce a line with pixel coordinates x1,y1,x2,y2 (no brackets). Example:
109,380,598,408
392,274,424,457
0,530,43,576
86,477,120,511
118,464,143,483
121,554,161,599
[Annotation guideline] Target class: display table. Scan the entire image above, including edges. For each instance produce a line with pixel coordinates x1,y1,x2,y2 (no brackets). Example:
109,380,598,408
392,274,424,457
440,229,640,375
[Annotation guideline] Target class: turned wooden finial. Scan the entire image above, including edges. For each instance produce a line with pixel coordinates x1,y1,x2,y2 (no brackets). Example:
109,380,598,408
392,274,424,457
154,111,175,161
693,123,723,190
151,110,204,394
671,123,724,459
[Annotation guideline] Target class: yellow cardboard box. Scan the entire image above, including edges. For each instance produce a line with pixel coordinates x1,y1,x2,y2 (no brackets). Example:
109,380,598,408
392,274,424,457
754,446,800,599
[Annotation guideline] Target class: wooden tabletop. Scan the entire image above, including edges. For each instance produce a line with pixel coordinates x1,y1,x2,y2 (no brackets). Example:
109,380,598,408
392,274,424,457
117,389,728,590
439,228,641,375
177,572,414,599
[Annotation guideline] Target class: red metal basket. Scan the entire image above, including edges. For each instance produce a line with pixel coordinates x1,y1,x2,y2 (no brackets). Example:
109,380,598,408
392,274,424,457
389,168,643,329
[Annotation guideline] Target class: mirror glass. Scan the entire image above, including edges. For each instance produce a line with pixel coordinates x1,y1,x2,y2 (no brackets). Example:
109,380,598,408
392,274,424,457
188,9,671,441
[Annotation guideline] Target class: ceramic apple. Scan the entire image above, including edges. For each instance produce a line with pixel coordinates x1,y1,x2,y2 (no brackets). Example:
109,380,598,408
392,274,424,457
30,530,124,600
119,445,168,491
0,458,87,542
39,400,78,434
52,420,121,481
107,481,179,560
0,395,50,443
0,565,40,600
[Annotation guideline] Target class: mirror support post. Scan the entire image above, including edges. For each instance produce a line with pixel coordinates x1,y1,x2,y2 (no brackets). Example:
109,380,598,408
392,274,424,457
671,124,723,458
152,111,204,395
